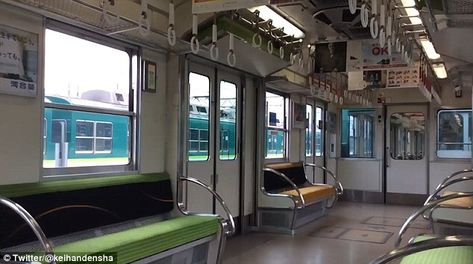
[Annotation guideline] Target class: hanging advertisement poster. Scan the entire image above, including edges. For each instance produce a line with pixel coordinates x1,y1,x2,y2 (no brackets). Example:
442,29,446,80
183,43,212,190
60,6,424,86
346,40,362,72
192,0,269,14
314,42,347,73
309,73,329,101
0,24,38,97
386,64,420,88
364,70,387,89
362,39,407,70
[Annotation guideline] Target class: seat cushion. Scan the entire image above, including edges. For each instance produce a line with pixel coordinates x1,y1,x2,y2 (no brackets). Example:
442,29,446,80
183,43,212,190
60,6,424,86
440,191,473,209
281,185,335,204
400,235,473,264
54,215,220,264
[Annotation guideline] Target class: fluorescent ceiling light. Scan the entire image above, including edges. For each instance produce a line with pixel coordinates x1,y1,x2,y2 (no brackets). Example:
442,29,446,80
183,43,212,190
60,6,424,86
249,5,305,39
405,7,420,16
432,63,447,79
420,39,441,60
401,0,416,7
401,0,422,25
404,8,422,25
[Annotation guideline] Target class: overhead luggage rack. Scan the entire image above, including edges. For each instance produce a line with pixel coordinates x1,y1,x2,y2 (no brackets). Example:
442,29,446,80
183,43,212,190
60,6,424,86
3,0,191,53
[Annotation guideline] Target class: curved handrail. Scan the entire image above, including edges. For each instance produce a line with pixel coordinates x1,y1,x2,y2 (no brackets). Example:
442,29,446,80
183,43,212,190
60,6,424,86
263,168,305,207
305,163,344,196
0,196,55,263
395,193,473,248
424,175,473,206
178,177,235,236
370,235,473,264
437,169,473,190
304,163,343,209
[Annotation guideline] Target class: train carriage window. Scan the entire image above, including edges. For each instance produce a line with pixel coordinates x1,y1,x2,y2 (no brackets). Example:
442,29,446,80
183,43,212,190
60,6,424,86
265,92,288,159
76,121,113,154
188,72,210,161
43,26,137,174
341,109,375,158
96,122,113,138
219,80,237,160
95,122,113,153
76,121,94,137
437,109,472,158
76,120,94,153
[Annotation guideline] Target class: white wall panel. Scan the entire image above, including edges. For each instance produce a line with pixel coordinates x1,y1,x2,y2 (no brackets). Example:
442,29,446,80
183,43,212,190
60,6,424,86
243,76,256,215
0,5,43,185
338,159,382,191
429,162,472,193
140,50,167,173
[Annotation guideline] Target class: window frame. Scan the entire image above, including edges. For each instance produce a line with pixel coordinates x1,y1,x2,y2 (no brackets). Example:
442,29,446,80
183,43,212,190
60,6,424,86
436,108,472,159
264,90,289,160
42,21,139,177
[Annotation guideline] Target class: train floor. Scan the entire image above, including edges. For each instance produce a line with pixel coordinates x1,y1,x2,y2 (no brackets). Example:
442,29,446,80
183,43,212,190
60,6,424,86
223,201,431,264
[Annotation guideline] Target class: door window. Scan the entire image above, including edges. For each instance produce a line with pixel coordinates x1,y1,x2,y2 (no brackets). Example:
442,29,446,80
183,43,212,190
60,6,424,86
390,112,425,160
188,72,211,161
305,104,313,156
219,80,237,160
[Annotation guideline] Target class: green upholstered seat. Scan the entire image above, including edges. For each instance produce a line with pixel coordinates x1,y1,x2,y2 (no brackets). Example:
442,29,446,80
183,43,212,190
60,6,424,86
0,173,169,198
400,235,473,264
54,215,220,264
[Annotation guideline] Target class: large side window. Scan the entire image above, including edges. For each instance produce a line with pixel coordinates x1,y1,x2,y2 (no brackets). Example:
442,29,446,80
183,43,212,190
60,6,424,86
437,109,472,158
265,91,288,159
341,109,375,158
43,28,136,173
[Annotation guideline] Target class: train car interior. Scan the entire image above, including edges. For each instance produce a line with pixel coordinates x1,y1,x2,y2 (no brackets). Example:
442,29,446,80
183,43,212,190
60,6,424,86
0,0,472,263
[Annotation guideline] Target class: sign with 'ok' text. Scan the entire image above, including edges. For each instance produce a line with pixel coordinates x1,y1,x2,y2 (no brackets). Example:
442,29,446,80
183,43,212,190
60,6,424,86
362,39,407,70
